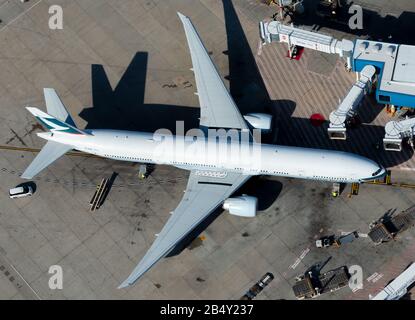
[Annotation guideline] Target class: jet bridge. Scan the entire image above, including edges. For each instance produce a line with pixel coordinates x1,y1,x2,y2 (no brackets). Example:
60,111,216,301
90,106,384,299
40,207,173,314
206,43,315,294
259,20,354,69
383,116,415,151
260,19,415,147
328,65,376,140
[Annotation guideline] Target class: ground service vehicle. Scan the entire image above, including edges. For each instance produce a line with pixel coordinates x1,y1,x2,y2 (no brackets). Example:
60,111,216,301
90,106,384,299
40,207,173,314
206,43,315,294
9,186,33,199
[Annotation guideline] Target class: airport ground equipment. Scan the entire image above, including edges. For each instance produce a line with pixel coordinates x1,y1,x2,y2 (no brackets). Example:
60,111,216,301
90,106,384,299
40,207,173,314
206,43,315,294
350,183,360,196
187,235,206,250
287,44,303,60
384,116,415,151
90,178,109,212
274,0,305,19
315,0,341,19
293,266,350,299
368,205,415,245
384,170,392,185
138,165,148,180
241,272,274,300
336,232,359,245
372,262,415,300
315,235,336,248
368,222,394,245
9,185,33,199
315,232,358,248
328,65,376,140
331,182,340,197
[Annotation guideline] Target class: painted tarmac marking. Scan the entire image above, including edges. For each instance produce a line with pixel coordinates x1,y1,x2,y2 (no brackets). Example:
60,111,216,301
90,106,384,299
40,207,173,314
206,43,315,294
290,248,310,270
372,273,384,283
0,253,41,300
367,272,379,282
367,272,384,284
257,40,263,56
0,0,44,33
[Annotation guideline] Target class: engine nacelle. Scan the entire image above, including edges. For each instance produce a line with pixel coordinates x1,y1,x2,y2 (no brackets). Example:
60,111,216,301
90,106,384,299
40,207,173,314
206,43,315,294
243,113,273,133
223,195,258,218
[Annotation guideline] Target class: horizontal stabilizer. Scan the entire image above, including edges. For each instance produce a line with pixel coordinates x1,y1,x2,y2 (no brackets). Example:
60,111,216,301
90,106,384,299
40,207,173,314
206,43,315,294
26,107,86,135
21,141,72,180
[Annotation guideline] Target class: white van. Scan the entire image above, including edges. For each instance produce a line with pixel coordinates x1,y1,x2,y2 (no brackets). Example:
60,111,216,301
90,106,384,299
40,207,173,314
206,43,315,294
9,186,33,199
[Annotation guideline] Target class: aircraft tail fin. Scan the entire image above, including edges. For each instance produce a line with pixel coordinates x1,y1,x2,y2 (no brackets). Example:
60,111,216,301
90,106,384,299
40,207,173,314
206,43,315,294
22,90,88,179
44,88,78,127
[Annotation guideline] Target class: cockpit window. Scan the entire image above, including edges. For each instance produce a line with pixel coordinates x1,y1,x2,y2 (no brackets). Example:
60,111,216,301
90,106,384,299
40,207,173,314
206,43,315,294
372,168,383,177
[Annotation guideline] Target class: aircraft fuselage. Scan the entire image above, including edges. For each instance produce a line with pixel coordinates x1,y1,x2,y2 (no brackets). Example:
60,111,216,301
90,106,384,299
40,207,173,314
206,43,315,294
40,129,386,183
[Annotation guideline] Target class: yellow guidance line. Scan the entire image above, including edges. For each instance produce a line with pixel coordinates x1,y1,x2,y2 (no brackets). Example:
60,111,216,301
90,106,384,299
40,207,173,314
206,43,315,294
365,181,415,189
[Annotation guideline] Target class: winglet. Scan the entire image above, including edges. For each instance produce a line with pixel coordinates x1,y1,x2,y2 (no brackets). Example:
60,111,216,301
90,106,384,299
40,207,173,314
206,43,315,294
117,256,162,289
117,269,145,289
177,12,187,21
117,281,130,290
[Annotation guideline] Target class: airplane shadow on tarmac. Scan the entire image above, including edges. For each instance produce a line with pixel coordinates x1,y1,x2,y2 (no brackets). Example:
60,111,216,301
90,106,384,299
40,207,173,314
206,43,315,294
79,52,199,133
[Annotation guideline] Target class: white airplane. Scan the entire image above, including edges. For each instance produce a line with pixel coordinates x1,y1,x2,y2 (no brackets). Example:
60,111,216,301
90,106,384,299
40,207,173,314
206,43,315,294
22,12,386,288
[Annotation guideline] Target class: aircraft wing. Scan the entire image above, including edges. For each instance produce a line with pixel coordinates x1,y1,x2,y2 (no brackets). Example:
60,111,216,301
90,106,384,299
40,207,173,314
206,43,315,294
118,170,251,288
178,12,249,131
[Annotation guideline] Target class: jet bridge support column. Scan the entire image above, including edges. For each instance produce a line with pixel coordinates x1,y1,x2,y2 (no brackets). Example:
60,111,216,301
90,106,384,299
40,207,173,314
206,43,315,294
328,65,376,140
384,117,415,151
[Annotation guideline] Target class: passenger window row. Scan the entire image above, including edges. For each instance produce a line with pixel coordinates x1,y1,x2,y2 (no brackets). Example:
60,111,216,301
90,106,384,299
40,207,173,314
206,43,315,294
104,155,294,178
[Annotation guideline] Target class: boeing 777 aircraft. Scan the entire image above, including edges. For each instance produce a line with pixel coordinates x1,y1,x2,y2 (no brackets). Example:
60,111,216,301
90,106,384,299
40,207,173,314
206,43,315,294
21,13,386,288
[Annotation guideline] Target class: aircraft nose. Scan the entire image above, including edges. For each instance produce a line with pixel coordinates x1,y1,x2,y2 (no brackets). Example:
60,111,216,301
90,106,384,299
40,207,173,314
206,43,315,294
377,165,387,178
360,162,386,182
372,164,386,178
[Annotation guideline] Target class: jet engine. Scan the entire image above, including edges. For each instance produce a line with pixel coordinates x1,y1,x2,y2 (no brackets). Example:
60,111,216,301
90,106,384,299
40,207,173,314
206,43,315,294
223,195,258,218
243,113,273,133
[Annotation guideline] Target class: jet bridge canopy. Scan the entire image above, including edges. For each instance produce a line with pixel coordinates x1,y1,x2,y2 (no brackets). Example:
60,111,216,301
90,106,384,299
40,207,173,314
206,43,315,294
384,116,415,151
259,20,354,68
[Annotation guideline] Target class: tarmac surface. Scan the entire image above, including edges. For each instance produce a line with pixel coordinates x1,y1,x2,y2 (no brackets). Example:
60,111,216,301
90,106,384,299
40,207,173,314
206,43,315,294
0,0,415,300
